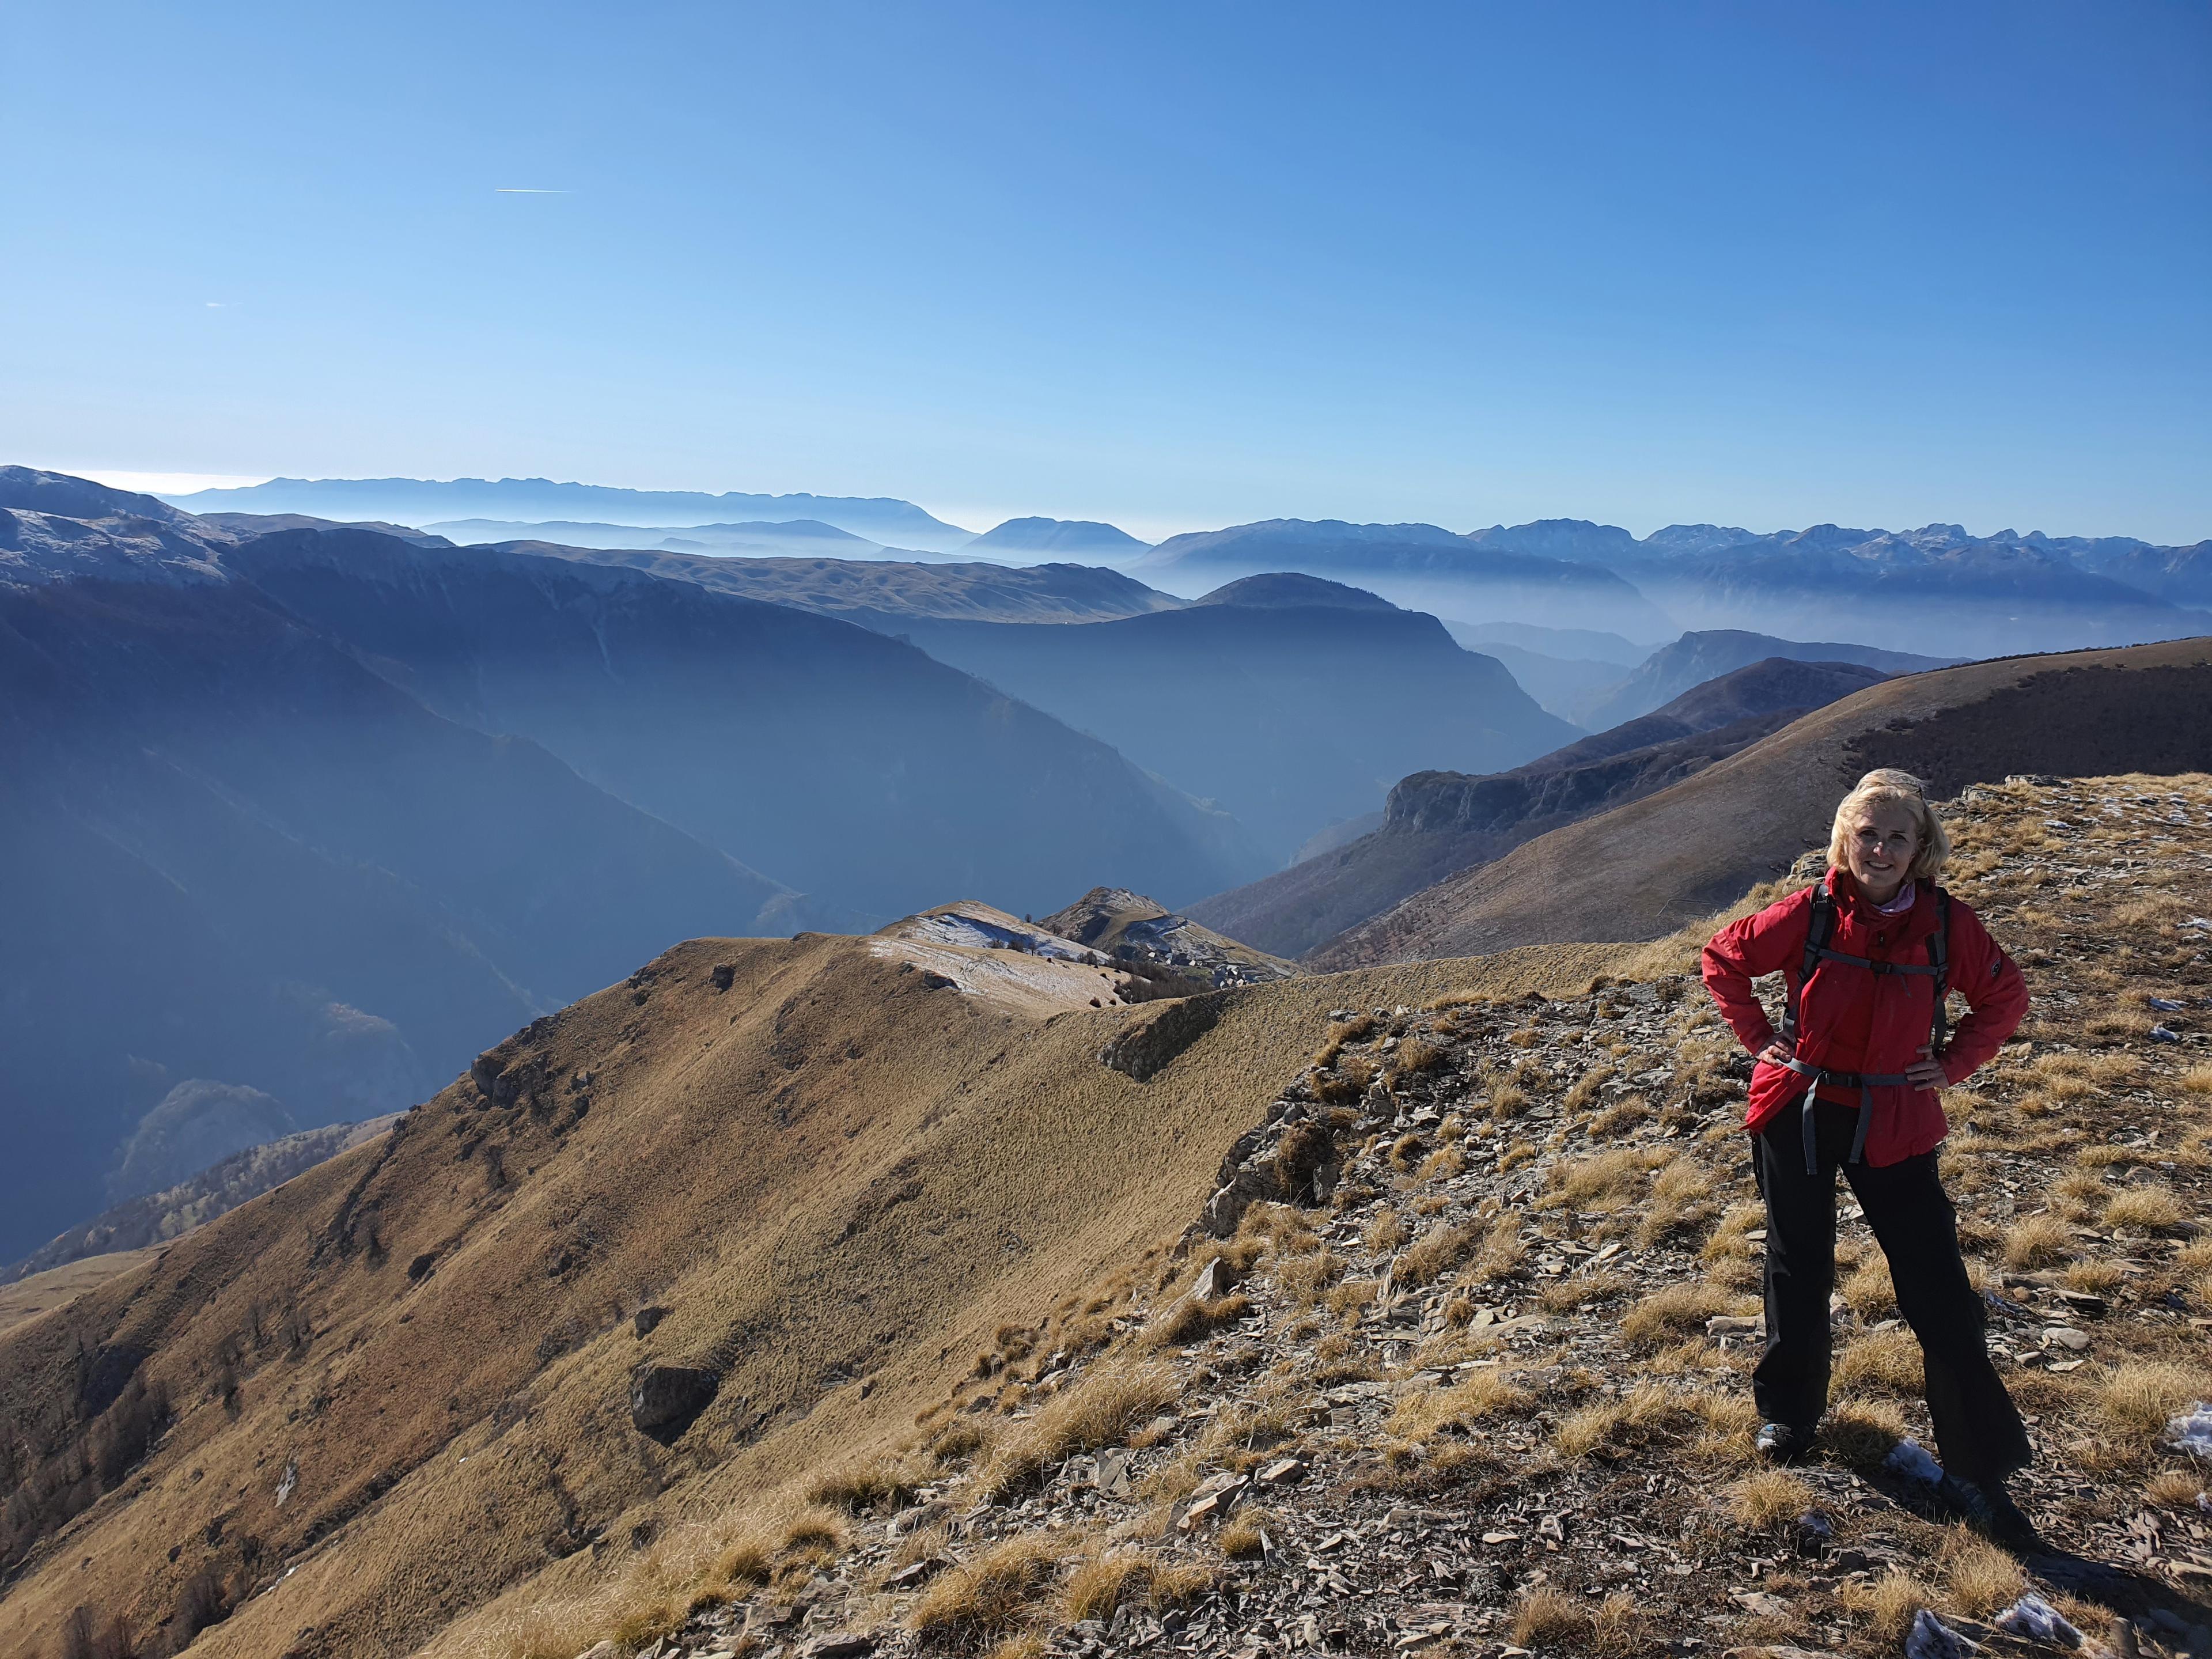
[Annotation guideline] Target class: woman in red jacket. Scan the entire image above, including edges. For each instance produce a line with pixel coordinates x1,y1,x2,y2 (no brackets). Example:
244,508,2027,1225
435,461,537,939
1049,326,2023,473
1702,768,2035,1544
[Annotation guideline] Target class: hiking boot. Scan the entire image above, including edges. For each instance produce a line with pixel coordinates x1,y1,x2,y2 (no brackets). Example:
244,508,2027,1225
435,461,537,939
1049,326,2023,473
1755,1421,1817,1464
1943,1475,2039,1550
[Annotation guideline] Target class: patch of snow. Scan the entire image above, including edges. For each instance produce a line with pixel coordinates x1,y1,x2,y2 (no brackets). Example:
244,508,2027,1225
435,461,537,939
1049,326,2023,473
2166,1403,2212,1460
1884,1436,1944,1484
1993,1593,2082,1647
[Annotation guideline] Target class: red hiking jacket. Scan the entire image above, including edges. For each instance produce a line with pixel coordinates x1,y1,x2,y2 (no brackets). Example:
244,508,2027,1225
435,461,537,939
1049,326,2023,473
1700,869,2029,1165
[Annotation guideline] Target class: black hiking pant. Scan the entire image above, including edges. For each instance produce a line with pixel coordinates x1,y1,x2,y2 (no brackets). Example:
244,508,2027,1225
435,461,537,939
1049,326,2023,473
1751,1098,2031,1486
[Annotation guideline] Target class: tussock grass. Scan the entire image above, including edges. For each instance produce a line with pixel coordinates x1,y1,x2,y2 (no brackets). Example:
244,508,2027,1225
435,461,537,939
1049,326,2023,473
2096,1359,2212,1440
1388,1036,1448,1078
1702,1204,1765,1262
910,1535,1065,1647
1585,1096,1650,1138
1832,1328,1923,1395
979,1361,1178,1498
2061,1257,2125,1294
2146,1468,2208,1509
1510,1588,1642,1653
1727,1468,1815,1530
1388,1369,1531,1440
1942,1531,2027,1616
1414,1145,1465,1183
2104,1183,2188,1234
1562,1066,1615,1113
1823,1396,1907,1467
1363,1209,1408,1252
1839,1567,1935,1644
2001,1214,2073,1270
1554,1382,1698,1458
1143,1293,1251,1349
1635,1157,1717,1247
1396,1221,1479,1287
1539,1147,1644,1210
1488,1084,1530,1122
1620,1283,1736,1349
1467,1219,1528,1283
1059,1549,1153,1623
806,1451,933,1513
1275,1249,1343,1306
1218,1508,1274,1560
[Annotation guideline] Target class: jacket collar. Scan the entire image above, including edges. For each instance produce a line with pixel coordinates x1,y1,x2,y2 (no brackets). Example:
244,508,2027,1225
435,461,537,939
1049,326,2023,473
1827,866,1934,930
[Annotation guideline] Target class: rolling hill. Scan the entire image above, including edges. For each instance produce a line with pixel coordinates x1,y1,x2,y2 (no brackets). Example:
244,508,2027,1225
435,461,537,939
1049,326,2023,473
1313,634,2212,967
1188,657,1888,959
891,582,1578,863
961,517,1152,560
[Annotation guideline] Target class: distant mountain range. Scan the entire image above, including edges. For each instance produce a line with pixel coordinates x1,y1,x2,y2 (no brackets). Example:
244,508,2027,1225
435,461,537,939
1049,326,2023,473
1573,628,1956,729
1130,519,1675,639
165,476,980,551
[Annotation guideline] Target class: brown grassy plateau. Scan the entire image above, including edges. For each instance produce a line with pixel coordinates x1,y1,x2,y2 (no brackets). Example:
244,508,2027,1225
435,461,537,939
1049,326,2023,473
0,1253,157,1339
1312,636,2212,969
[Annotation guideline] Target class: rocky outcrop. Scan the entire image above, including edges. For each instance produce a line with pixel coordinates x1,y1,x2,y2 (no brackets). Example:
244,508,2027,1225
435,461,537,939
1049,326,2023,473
1099,994,1228,1083
629,1365,718,1440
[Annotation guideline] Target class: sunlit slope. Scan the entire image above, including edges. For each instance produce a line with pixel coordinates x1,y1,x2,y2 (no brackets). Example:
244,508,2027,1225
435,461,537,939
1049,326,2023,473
1314,635,2212,968
0,918,1619,1658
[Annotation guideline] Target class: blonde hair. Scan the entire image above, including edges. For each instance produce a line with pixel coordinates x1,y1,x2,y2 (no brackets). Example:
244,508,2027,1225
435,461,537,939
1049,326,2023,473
1828,767,1950,881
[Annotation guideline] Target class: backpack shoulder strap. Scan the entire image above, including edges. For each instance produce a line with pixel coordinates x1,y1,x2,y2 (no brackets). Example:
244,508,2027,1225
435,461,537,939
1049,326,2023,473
1781,879,1834,1048
1929,886,1952,1053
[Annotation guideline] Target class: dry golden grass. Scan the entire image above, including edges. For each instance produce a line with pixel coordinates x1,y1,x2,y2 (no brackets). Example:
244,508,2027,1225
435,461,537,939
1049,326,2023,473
1389,1036,1448,1078
805,1450,932,1513
1510,1587,1642,1652
1466,1219,1529,1284
910,1534,1065,1647
1059,1549,1152,1623
1554,1382,1697,1459
1620,1283,1736,1348
1396,1220,1479,1287
1542,1147,1645,1209
2103,1183,2189,1233
1832,1328,1923,1395
1218,1507,1274,1559
2180,1065,2212,1096
1147,1560,1217,1611
2061,1257,2125,1294
1388,1369,1531,1440
1840,1567,1936,1644
1823,1396,1907,1466
2146,1468,2208,1509
1275,1249,1343,1306
1702,1203,1764,1262
1726,1468,1815,1530
1942,1532,2027,1618
1634,1157,1717,1247
1586,1096,1651,1138
1145,1289,1253,1350
2097,1359,2212,1440
1488,1084,1530,1122
1363,1209,1409,1252
1414,1145,1465,1183
979,1361,1179,1498
1562,1066,1615,1112
2001,1213,2073,1269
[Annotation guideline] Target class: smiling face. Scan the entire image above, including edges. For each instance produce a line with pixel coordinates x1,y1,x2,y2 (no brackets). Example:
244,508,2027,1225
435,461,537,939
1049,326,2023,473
1842,800,1922,905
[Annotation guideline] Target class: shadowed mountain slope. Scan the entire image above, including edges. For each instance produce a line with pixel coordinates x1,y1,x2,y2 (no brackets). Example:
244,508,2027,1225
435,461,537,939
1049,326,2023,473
478,540,1183,625
0,912,1622,1659
891,593,1577,862
0,573,796,1260
427,519,908,560
1189,658,1887,959
226,530,1256,918
1315,634,2212,967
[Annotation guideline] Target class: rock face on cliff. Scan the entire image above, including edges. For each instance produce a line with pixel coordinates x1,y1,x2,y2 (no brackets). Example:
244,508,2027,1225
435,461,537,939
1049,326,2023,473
1039,887,1299,990
1190,658,1888,961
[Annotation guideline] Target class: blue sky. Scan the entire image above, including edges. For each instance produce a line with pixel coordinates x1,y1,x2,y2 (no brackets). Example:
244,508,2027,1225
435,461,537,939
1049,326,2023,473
5,1,2207,541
